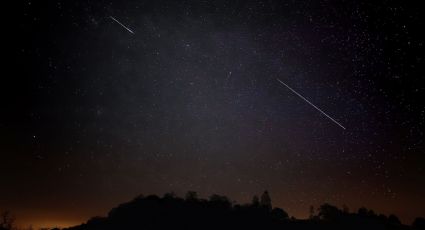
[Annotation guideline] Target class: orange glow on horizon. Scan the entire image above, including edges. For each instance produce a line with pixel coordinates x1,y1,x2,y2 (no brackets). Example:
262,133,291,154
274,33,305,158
16,219,82,230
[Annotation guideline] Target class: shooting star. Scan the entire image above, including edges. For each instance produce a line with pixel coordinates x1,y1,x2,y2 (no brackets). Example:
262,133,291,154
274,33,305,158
276,78,346,130
109,16,134,34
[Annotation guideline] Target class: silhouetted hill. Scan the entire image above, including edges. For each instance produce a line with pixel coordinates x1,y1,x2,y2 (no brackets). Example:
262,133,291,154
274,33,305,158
63,191,423,230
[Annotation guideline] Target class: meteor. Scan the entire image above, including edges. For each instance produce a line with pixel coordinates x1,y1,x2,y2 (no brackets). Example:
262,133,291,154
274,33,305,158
276,78,346,130
110,16,134,34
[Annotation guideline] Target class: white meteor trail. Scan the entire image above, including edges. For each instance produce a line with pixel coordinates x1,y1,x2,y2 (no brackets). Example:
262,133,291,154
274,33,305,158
109,16,134,34
276,78,346,130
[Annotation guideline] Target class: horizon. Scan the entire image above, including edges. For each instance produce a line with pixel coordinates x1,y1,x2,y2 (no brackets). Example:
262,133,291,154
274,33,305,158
9,190,423,228
3,0,424,229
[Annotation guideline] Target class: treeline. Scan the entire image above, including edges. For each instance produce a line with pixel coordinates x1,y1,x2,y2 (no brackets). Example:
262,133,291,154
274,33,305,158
2,191,425,230
310,203,424,230
63,191,424,230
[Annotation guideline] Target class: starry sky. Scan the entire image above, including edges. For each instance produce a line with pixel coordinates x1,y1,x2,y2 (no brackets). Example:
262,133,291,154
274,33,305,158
2,0,425,228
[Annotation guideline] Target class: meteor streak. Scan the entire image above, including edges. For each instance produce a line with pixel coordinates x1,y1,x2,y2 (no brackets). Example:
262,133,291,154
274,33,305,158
277,78,346,130
109,16,134,34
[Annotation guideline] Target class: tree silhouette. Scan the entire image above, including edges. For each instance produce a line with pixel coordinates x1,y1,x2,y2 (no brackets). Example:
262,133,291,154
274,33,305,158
388,214,401,225
185,191,198,201
251,195,260,207
342,204,349,214
260,190,272,211
163,192,176,199
209,194,231,209
309,205,315,219
358,207,368,217
367,209,377,217
412,217,425,229
317,203,341,221
271,207,289,220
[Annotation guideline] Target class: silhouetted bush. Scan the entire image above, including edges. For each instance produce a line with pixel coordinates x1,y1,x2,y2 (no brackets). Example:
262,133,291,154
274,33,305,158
412,217,425,229
389,214,402,225
271,207,289,220
317,203,342,221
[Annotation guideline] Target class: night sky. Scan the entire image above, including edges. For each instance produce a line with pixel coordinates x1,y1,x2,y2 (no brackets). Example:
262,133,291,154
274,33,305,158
2,0,425,228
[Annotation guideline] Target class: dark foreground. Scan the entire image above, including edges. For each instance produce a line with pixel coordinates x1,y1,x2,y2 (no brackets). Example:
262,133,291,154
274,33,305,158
61,191,425,230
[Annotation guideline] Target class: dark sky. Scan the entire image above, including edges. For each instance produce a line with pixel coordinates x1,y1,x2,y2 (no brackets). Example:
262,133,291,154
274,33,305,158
2,0,424,228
